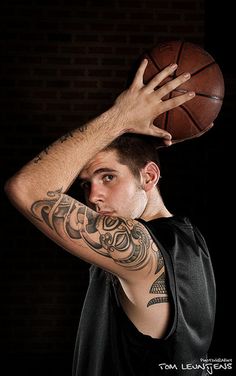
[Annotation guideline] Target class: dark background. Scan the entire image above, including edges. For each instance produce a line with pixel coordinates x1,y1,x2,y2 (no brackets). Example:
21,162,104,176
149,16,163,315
0,0,234,375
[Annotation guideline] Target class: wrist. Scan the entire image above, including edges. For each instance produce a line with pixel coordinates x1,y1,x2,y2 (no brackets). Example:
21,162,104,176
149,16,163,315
107,103,133,136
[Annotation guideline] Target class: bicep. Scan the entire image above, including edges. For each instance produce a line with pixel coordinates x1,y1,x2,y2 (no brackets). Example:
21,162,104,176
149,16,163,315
27,189,157,278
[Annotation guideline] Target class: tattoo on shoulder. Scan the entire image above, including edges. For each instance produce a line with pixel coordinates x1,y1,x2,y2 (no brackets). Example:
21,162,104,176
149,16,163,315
31,189,169,306
30,189,152,270
147,248,169,307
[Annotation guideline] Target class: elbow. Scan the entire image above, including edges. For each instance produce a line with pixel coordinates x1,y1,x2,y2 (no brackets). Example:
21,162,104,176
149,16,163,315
4,176,17,200
4,175,28,211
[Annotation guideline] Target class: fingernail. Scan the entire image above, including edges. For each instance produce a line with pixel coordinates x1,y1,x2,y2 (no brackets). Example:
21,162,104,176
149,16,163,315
165,140,172,147
170,63,177,70
184,73,191,79
188,91,195,97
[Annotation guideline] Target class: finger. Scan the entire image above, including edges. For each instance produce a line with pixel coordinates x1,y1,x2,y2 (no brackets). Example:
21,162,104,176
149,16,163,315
131,59,148,89
144,63,178,93
163,139,172,146
161,91,195,113
148,126,172,141
156,72,191,98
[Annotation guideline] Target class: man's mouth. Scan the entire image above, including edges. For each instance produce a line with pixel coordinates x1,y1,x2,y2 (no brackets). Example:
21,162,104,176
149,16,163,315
99,211,114,216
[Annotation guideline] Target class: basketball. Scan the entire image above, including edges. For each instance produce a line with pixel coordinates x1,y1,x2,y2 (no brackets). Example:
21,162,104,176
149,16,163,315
142,40,225,142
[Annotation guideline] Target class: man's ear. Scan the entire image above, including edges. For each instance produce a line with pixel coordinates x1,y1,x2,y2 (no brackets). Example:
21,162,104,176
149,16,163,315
141,162,160,192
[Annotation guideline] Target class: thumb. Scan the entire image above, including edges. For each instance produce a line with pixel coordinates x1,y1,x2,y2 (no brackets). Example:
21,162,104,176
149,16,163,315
150,125,172,140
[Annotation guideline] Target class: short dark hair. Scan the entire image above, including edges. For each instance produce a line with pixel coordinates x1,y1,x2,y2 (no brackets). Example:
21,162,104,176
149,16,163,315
104,133,161,183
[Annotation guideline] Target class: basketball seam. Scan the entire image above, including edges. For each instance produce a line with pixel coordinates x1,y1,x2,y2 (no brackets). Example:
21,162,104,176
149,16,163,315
174,88,223,101
196,92,223,100
147,51,162,72
190,61,216,77
175,40,184,78
171,125,212,143
167,41,184,131
177,104,202,132
146,51,172,131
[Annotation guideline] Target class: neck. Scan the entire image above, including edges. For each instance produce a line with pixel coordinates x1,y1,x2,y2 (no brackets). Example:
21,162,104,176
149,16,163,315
140,188,172,222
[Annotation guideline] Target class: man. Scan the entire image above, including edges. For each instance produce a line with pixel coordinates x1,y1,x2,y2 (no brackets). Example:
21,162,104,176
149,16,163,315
5,60,216,375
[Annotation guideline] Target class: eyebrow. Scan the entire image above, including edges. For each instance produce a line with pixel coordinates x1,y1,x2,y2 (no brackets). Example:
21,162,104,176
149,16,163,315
78,168,118,182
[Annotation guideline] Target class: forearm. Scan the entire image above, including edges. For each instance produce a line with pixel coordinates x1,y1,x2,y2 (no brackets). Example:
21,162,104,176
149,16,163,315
5,61,194,212
5,105,125,209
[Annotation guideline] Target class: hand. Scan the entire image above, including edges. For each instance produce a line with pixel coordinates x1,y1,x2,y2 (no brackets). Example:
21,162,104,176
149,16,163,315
114,59,195,145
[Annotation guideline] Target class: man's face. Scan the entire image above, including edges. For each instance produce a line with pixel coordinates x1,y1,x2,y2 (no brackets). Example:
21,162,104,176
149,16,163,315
79,149,148,219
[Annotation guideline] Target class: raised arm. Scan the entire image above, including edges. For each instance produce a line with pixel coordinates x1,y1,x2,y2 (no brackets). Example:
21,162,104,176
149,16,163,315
5,61,194,279
26,188,159,279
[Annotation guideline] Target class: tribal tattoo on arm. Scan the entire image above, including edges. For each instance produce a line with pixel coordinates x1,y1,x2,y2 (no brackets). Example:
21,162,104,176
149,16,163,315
30,189,152,271
31,189,169,307
147,247,169,307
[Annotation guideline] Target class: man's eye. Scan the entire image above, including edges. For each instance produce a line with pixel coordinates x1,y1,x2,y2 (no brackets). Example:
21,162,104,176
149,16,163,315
103,175,114,182
80,181,90,190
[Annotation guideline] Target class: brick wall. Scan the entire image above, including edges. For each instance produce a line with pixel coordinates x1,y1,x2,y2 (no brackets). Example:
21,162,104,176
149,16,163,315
0,0,233,374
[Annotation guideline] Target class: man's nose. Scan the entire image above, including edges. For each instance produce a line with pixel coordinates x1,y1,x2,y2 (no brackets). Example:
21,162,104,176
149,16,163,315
88,183,104,205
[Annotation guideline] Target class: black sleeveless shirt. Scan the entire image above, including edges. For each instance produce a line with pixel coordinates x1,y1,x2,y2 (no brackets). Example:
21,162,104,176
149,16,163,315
72,216,216,376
